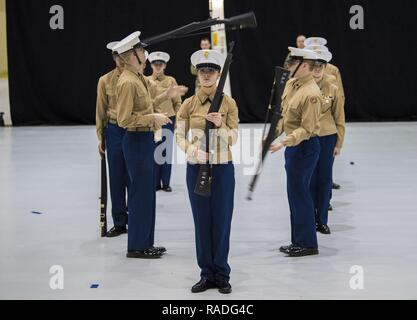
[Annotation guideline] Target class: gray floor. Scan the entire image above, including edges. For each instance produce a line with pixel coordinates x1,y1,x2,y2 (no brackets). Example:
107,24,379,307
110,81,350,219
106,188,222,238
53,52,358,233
0,123,417,300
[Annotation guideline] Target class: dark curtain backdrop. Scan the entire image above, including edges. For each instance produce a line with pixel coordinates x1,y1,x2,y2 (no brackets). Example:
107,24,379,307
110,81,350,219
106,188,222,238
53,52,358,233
225,0,417,122
6,0,417,125
6,0,210,125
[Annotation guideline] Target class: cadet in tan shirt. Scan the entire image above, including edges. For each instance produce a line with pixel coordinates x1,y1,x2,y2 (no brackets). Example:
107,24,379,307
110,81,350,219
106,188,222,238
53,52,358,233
304,38,345,198
112,31,187,259
270,47,322,258
325,63,345,100
176,49,238,294
306,46,345,235
95,41,129,238
147,51,182,192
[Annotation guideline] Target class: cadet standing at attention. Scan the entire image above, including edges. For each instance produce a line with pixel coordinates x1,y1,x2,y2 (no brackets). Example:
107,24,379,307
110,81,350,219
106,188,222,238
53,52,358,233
305,42,345,235
304,37,345,201
176,49,239,294
147,51,182,192
95,41,129,237
113,31,187,259
191,38,212,93
270,47,322,257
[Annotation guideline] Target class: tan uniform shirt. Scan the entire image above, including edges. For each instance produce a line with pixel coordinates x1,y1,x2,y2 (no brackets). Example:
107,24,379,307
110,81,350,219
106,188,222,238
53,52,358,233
147,74,182,117
276,73,322,147
116,64,168,130
95,68,121,141
317,74,345,148
176,89,239,164
325,63,345,99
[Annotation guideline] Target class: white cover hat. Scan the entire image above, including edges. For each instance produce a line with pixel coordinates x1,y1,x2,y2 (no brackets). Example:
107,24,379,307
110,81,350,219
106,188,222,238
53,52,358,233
112,31,147,54
106,41,120,52
191,49,225,70
148,51,170,64
304,37,328,47
288,47,319,60
305,45,333,62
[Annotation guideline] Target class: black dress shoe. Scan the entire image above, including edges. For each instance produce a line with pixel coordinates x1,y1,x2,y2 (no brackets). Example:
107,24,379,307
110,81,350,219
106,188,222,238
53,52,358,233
106,226,127,238
126,248,163,259
152,246,167,254
216,280,232,294
156,185,162,192
279,244,294,254
287,246,319,257
316,224,331,234
328,203,333,211
191,279,216,293
162,186,172,192
332,182,341,190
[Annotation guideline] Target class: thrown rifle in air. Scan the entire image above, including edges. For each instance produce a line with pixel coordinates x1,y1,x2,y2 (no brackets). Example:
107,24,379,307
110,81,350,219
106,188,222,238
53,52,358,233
247,67,291,201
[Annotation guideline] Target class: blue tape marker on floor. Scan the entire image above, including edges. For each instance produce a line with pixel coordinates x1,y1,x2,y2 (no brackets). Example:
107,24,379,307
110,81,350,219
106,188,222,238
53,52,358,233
90,284,99,289
31,211,43,215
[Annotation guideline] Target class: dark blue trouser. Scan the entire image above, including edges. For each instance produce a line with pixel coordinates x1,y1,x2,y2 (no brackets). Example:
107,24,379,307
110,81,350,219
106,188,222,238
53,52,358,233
154,116,175,188
186,162,235,282
122,132,156,251
285,137,320,249
311,134,337,225
105,123,129,227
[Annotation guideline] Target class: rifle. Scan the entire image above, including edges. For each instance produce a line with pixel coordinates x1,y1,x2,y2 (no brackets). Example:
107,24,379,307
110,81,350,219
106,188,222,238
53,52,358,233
194,42,235,197
99,133,108,237
143,12,256,46
247,66,291,201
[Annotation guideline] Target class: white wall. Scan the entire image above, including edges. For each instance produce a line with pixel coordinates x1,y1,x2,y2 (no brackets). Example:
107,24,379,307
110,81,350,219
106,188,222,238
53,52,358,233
0,0,7,76
0,79,11,125
0,0,11,125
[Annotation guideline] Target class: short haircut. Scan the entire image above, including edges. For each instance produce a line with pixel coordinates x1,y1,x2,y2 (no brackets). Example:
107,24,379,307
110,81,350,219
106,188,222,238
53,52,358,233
119,50,133,62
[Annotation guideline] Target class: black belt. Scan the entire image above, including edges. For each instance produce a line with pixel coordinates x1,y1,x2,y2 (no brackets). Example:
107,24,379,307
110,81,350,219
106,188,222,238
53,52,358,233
127,127,152,132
